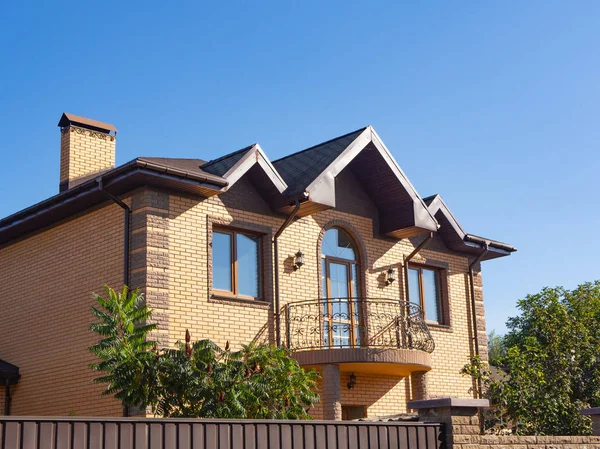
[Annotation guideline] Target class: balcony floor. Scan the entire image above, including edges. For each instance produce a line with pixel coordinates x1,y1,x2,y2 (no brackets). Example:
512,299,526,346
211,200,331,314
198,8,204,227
292,347,432,376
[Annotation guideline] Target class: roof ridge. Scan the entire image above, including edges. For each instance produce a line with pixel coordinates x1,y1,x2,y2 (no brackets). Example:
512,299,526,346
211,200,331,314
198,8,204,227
272,126,368,164
139,157,204,162
201,144,256,168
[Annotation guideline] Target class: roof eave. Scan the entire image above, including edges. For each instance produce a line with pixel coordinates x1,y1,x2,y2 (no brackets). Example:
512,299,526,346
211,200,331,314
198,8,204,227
0,159,228,246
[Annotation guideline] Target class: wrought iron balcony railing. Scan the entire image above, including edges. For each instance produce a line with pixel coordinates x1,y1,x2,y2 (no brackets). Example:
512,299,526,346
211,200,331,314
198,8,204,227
285,298,435,353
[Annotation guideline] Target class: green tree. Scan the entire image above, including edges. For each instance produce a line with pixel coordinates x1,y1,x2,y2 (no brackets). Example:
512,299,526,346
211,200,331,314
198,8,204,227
89,285,158,416
89,288,320,418
487,330,506,367
463,282,600,435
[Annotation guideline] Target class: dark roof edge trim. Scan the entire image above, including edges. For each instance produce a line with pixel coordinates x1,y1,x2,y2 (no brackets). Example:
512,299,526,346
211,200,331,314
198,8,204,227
135,158,228,186
0,159,228,231
464,234,517,253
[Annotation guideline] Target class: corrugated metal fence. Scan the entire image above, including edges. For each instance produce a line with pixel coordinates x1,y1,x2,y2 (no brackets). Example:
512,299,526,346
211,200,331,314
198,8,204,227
0,417,443,449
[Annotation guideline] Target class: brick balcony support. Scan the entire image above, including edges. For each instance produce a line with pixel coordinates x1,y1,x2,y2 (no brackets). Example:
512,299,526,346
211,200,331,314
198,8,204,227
410,371,428,401
322,364,342,421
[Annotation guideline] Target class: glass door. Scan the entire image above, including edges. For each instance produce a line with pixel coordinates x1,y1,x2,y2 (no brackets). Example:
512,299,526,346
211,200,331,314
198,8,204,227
323,258,361,347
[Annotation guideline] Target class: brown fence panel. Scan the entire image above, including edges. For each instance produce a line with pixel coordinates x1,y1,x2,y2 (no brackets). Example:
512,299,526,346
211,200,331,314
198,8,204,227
0,417,443,449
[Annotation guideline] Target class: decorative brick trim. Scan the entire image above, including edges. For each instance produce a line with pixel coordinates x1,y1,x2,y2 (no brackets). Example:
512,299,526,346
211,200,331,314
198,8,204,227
61,125,116,141
129,189,171,345
209,296,271,310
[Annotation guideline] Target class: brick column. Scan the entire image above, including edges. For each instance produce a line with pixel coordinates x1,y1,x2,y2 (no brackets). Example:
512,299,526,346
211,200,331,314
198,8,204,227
322,364,342,421
408,398,489,449
410,371,428,401
582,408,600,435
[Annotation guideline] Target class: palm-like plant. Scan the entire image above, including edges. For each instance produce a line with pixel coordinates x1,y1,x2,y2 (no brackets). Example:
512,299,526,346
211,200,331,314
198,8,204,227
89,288,319,419
89,285,158,415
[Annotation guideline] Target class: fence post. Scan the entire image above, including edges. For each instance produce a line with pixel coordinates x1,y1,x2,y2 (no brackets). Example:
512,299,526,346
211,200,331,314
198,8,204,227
407,398,489,449
582,408,600,435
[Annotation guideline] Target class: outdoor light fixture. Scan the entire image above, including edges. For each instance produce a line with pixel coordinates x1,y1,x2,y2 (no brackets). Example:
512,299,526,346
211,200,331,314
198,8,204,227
385,267,396,285
347,373,357,390
293,250,304,270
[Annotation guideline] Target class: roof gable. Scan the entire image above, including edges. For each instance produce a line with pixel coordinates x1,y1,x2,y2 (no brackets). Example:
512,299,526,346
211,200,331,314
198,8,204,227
425,194,516,259
203,144,287,195
201,145,255,177
276,126,438,238
273,128,367,198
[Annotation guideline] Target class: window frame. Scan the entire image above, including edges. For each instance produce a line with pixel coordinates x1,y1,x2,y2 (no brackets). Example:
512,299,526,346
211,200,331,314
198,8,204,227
212,227,263,301
407,264,444,325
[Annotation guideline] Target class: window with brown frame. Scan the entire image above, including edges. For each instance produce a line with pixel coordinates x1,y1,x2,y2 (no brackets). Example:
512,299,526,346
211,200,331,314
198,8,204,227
407,265,444,324
212,228,261,300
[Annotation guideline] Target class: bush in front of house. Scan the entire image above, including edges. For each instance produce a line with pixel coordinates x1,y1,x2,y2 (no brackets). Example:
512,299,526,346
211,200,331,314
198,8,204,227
89,285,319,418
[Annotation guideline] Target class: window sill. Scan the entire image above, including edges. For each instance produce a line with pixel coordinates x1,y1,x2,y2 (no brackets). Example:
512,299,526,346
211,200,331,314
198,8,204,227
426,322,453,333
209,294,271,310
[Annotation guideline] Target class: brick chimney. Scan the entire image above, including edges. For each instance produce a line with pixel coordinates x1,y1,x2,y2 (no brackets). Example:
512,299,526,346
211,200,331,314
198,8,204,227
57,113,117,192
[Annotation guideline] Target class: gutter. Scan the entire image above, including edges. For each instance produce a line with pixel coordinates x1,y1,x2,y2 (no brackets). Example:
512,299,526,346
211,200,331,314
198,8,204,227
273,199,303,347
0,159,228,245
469,241,489,398
465,234,516,254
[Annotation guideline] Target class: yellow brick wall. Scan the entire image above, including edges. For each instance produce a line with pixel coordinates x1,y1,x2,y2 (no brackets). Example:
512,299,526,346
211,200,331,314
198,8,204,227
159,176,480,417
60,126,115,185
0,203,124,416
311,373,411,419
0,172,483,417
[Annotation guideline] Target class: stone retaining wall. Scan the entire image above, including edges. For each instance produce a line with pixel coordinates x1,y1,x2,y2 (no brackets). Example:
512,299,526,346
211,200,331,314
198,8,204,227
460,434,600,449
409,398,600,449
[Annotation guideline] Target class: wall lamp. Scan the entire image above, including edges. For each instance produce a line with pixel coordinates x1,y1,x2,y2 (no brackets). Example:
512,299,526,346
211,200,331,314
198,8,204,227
347,373,357,390
385,267,396,285
293,250,304,270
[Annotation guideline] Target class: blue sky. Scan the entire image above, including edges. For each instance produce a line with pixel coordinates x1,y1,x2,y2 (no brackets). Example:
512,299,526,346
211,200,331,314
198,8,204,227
1,2,598,334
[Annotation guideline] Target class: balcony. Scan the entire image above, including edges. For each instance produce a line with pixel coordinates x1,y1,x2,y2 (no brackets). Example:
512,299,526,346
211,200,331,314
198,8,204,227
285,298,435,376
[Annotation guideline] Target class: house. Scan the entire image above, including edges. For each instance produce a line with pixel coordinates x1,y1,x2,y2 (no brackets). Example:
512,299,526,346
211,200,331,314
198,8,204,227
0,113,515,419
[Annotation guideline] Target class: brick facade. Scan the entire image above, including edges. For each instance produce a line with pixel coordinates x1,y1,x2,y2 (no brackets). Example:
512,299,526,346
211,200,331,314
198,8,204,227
0,204,124,416
0,133,494,418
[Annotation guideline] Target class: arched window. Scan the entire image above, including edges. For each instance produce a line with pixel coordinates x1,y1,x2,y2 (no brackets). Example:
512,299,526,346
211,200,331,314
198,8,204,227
320,227,361,348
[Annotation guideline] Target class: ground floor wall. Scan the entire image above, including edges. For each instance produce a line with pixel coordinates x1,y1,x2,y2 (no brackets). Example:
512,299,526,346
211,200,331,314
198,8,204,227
0,203,125,416
309,372,412,420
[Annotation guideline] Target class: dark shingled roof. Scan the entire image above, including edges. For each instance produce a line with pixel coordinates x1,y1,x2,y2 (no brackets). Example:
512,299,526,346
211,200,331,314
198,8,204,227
138,157,209,177
201,145,256,177
273,127,367,198
422,194,438,206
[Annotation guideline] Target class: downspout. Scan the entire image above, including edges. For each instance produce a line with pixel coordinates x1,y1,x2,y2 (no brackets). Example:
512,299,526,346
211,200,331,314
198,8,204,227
98,179,132,417
469,241,489,398
97,178,131,287
402,231,434,401
274,200,302,347
403,232,434,303
4,379,10,416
